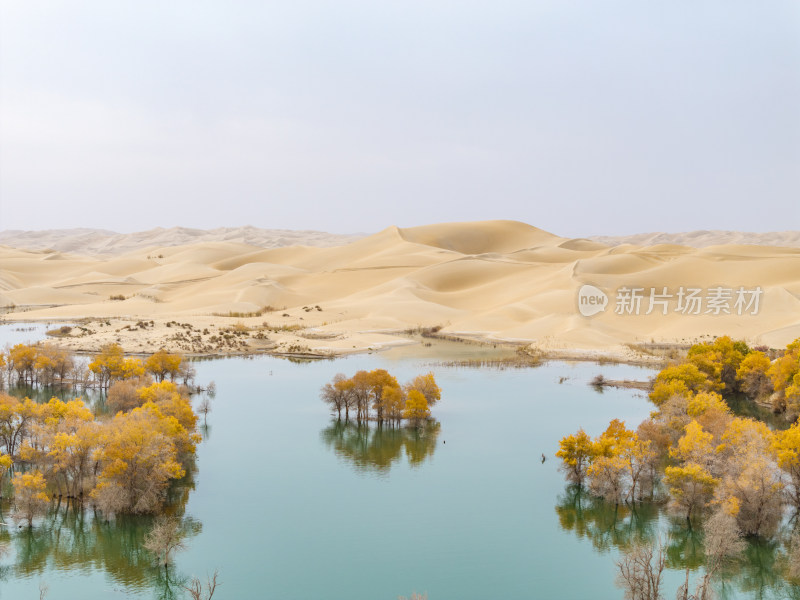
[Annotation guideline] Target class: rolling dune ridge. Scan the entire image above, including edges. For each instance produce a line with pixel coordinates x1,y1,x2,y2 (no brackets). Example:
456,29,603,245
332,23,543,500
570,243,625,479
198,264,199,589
1,221,799,358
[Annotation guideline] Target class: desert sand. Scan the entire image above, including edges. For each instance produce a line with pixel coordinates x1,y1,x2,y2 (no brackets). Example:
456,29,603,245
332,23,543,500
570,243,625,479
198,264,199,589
0,226,364,256
1,220,799,361
591,230,800,248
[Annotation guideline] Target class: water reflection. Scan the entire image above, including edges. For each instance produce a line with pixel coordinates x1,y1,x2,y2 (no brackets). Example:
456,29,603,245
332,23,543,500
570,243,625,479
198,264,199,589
320,420,441,474
5,384,108,416
0,476,200,597
555,485,800,599
555,485,665,555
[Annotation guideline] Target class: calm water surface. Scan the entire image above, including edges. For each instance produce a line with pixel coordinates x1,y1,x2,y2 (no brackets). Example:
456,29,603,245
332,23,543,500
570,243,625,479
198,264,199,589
0,324,794,599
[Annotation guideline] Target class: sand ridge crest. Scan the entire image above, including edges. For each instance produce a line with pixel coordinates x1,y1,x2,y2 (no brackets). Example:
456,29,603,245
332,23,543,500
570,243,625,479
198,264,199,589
1,220,799,356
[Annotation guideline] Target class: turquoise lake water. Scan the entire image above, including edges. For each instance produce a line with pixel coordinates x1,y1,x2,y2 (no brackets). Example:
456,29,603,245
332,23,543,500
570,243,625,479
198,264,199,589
0,324,793,599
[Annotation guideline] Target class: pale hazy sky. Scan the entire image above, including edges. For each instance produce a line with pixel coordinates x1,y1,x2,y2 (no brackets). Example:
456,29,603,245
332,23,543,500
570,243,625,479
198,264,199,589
1,1,798,236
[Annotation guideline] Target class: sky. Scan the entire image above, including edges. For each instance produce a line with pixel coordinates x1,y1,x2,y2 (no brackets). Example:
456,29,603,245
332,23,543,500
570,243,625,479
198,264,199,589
0,1,798,237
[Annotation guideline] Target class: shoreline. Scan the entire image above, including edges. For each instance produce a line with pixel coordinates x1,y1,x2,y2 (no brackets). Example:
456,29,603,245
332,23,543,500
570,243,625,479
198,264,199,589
0,313,672,368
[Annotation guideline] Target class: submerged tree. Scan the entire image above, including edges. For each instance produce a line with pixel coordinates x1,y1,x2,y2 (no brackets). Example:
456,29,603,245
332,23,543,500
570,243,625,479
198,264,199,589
13,471,49,527
198,397,211,426
403,390,430,427
556,429,593,487
615,537,667,600
107,378,151,413
183,570,221,600
320,373,352,420
144,516,188,567
92,406,186,514
89,344,145,389
682,504,745,600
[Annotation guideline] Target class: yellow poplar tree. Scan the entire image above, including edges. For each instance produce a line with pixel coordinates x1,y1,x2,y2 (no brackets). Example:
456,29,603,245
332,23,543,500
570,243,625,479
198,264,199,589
556,429,594,487
13,471,49,526
145,350,183,383
773,423,800,510
92,406,186,514
664,463,718,520
407,372,441,407
736,351,773,400
403,389,430,426
380,385,406,426
670,421,716,468
649,363,709,406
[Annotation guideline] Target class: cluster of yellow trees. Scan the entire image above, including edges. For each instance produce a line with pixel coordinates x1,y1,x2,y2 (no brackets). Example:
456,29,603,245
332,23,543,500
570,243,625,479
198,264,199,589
320,369,441,426
1,343,75,386
0,342,195,390
650,335,799,413
0,346,201,524
558,336,800,539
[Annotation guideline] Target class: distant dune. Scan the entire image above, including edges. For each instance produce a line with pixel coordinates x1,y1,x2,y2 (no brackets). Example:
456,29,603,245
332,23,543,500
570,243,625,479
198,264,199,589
591,230,800,248
0,226,800,256
1,220,799,357
0,226,365,256
3,226,799,257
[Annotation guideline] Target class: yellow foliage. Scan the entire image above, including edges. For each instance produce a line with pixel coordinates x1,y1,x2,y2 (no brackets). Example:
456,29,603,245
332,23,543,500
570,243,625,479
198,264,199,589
89,344,143,385
144,350,183,382
120,358,145,379
768,352,800,394
14,471,48,501
773,422,800,474
0,453,11,477
13,470,50,525
721,496,740,516
720,417,774,457
557,429,594,468
664,463,718,517
407,372,441,407
671,420,715,465
9,343,38,381
786,371,800,406
649,378,691,407
41,397,93,426
403,389,430,423
138,381,179,404
736,351,772,394
686,336,747,392
594,418,635,455
92,405,186,514
687,391,730,418
379,385,406,423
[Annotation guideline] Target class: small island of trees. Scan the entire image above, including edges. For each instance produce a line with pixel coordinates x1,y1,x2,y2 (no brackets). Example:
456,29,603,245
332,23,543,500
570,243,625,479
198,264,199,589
320,369,441,426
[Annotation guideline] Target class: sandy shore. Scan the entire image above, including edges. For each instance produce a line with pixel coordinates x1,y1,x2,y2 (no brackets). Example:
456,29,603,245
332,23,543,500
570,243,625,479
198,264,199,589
2,220,798,363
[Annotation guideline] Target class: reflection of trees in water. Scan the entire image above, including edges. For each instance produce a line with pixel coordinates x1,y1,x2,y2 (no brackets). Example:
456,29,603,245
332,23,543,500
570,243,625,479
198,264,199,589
724,539,783,600
320,420,440,473
6,384,108,415
555,485,800,599
555,485,663,555
0,470,200,595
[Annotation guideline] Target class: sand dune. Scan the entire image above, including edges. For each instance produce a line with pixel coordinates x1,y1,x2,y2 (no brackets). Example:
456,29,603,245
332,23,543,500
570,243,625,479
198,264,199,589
592,230,800,248
0,226,364,256
1,220,799,358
